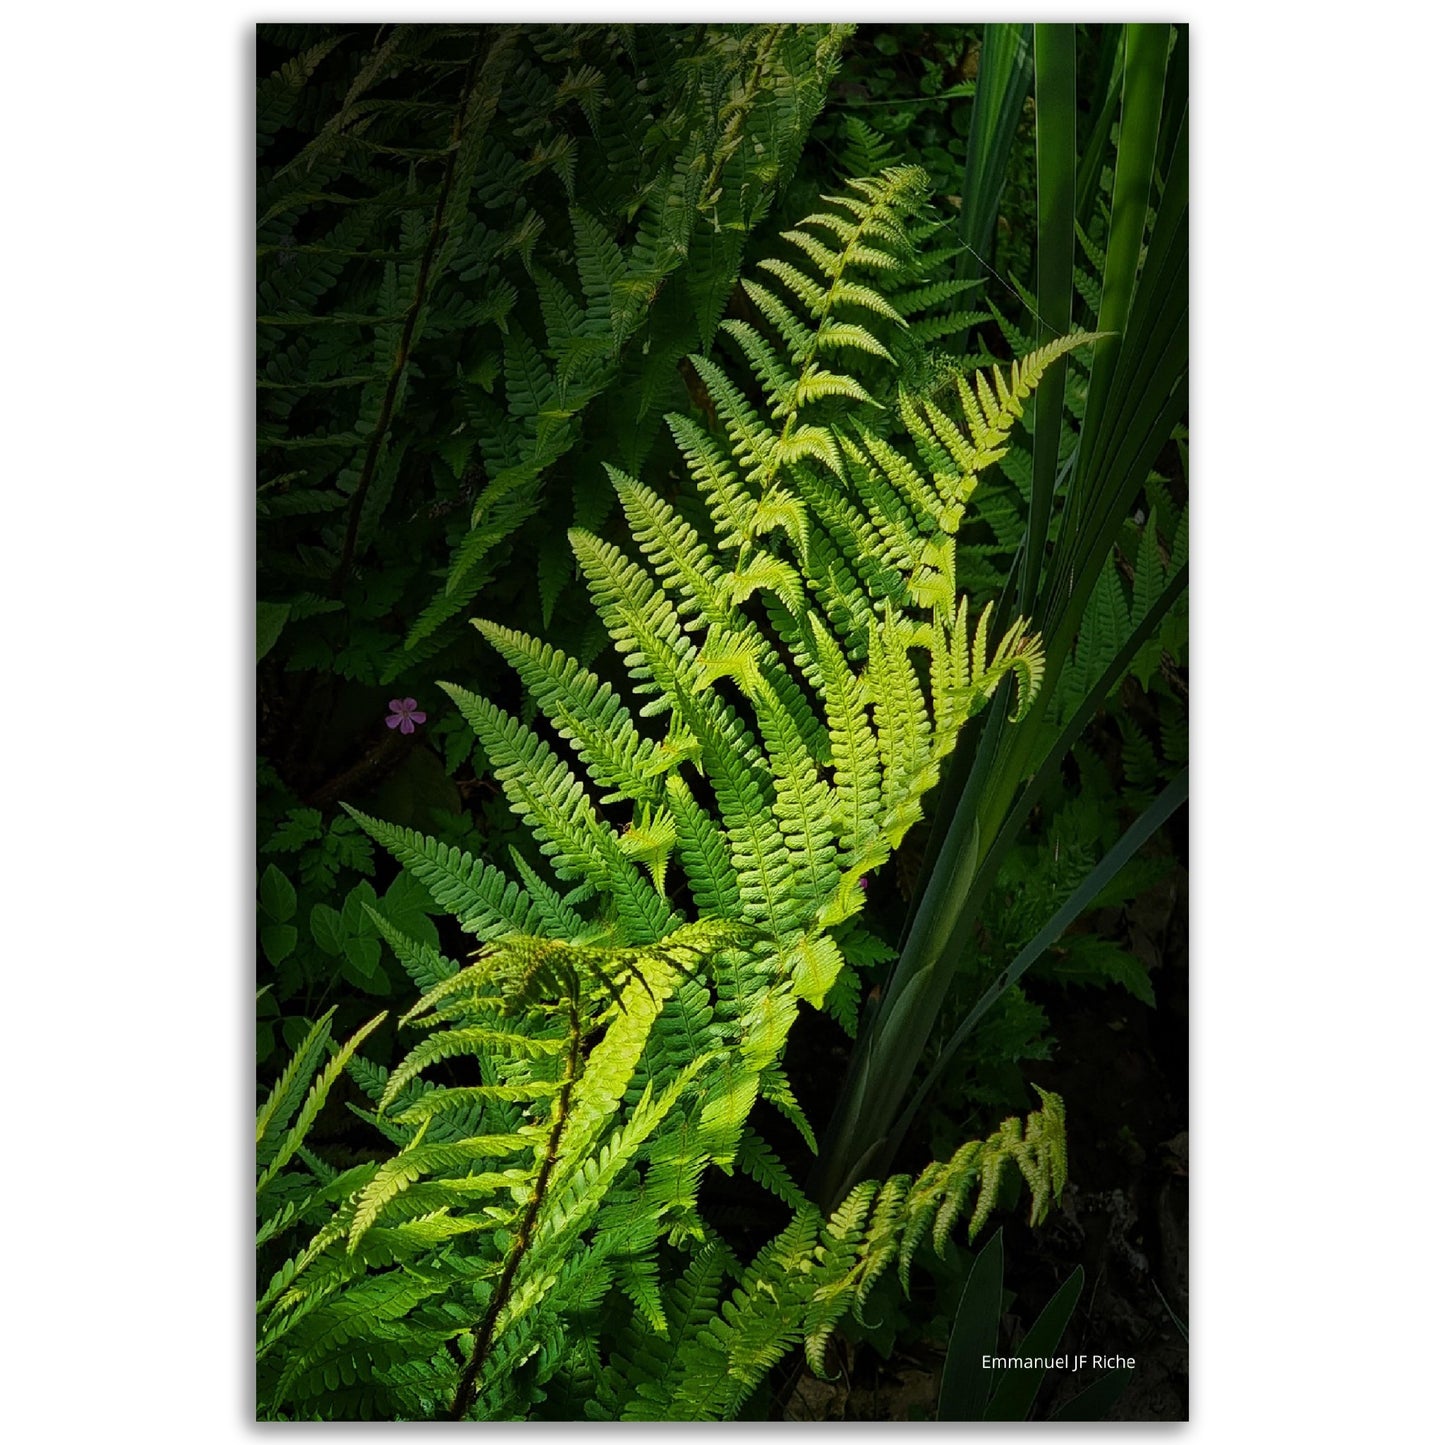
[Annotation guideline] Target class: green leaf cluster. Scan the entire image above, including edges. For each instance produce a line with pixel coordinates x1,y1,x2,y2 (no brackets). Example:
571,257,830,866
257,22,848,1039
257,167,1088,1421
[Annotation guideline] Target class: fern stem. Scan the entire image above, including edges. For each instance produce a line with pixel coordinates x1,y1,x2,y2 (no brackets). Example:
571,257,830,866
329,29,490,595
302,729,407,809
698,27,780,207
447,997,581,1420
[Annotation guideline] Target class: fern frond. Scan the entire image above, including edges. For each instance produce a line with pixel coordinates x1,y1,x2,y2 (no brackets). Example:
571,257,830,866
258,1012,387,1195
635,1090,1067,1418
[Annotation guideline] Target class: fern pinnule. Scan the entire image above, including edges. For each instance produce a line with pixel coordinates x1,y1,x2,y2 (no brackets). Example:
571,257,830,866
343,804,547,940
382,1029,565,1108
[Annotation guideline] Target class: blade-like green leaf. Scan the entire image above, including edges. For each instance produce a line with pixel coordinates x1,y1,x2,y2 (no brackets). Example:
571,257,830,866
1048,1367,1133,1421
1075,23,1169,448
955,25,1033,291
984,1266,1084,1419
1021,24,1076,615
937,1228,1004,1421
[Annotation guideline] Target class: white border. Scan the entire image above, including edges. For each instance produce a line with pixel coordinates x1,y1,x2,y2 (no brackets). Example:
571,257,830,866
4,4,1442,1437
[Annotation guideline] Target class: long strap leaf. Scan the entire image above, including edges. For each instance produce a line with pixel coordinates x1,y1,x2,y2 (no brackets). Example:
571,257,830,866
1020,24,1076,615
937,1228,1004,1420
984,1265,1086,1419
955,25,1032,291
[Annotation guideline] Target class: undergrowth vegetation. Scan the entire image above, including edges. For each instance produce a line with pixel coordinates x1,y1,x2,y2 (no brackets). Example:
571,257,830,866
256,21,1187,1422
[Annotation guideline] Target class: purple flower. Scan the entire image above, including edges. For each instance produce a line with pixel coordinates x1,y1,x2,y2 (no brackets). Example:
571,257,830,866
386,697,427,735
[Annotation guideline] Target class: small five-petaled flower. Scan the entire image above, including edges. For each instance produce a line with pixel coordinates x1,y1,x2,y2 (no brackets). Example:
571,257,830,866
386,698,427,735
